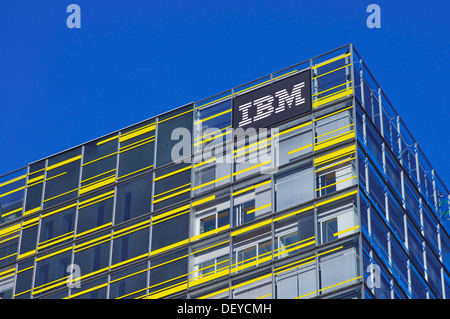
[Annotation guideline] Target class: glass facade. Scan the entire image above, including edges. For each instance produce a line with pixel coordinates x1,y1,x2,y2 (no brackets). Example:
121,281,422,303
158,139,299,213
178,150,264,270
0,44,449,299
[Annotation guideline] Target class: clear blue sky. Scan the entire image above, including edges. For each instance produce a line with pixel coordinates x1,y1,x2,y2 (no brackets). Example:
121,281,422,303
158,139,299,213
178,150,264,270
1,1,449,186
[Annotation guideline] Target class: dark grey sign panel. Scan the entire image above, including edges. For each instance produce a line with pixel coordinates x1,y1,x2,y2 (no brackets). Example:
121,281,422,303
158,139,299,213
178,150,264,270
232,70,311,130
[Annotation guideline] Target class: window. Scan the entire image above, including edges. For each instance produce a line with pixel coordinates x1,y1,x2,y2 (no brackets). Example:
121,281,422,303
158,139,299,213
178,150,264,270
81,135,117,195
74,230,111,274
191,190,230,240
276,117,313,166
232,177,271,227
44,148,81,209
112,217,150,265
114,174,152,224
151,204,189,253
275,161,313,212
274,207,314,259
0,168,26,224
192,157,231,196
109,261,148,299
118,120,155,179
153,162,191,210
317,194,358,244
156,105,193,168
318,240,360,295
189,237,229,288
25,160,45,213
76,188,114,236
38,203,76,251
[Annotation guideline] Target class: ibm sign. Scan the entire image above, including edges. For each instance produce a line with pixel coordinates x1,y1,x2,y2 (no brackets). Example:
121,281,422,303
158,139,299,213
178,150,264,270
232,70,312,130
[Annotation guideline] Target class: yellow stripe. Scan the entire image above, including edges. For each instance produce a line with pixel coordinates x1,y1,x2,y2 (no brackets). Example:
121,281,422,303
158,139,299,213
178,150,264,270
18,250,36,259
153,183,191,199
151,204,191,223
16,266,34,274
28,168,45,176
21,216,40,227
315,189,358,208
194,109,231,125
37,233,74,250
158,109,193,124
96,135,118,146
192,195,216,207
191,175,230,191
119,123,155,143
154,165,191,182
42,187,78,203
0,223,21,237
46,155,81,171
0,185,25,198
315,123,354,141
314,144,356,166
117,164,153,180
231,219,272,237
75,222,112,238
190,224,230,242
78,194,115,210
68,283,108,299
35,246,72,262
113,220,150,237
23,206,41,216
314,131,355,151
315,157,354,173
152,187,191,204
312,53,351,70
313,80,352,97
333,225,360,237
288,143,313,155
110,253,149,270
1,207,22,218
41,203,77,219
0,252,17,261
119,135,154,151
0,174,26,188
151,210,189,225
232,160,271,177
313,87,353,108
314,105,354,122
74,235,111,252
149,239,189,257
246,203,271,214
315,175,357,192
312,63,351,80
45,171,67,182
296,276,362,299
27,174,44,185
82,152,117,167
119,138,155,154
0,234,19,244
78,190,115,207
231,180,271,197
79,176,115,195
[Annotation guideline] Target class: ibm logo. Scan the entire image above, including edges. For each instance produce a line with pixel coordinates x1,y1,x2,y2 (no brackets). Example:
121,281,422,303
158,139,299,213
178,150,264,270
237,82,306,128
233,70,311,131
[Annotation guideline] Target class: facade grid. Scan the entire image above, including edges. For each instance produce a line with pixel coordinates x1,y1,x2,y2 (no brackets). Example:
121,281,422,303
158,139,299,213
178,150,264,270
0,44,449,299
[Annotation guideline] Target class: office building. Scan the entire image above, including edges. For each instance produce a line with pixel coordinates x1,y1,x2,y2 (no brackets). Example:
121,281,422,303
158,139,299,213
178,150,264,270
0,44,449,299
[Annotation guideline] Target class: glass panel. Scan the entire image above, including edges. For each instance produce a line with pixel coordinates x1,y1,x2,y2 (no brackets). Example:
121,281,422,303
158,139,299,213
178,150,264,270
191,190,230,240
148,248,188,298
276,116,313,165
114,174,152,224
0,168,26,224
73,230,111,275
274,207,314,259
275,161,313,212
118,119,155,179
232,269,272,299
156,105,193,168
38,202,76,252
43,148,81,209
318,239,360,295
232,177,271,227
153,162,191,211
317,195,358,245
76,188,114,236
80,135,117,196
109,261,148,299
25,160,45,213
111,217,150,265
